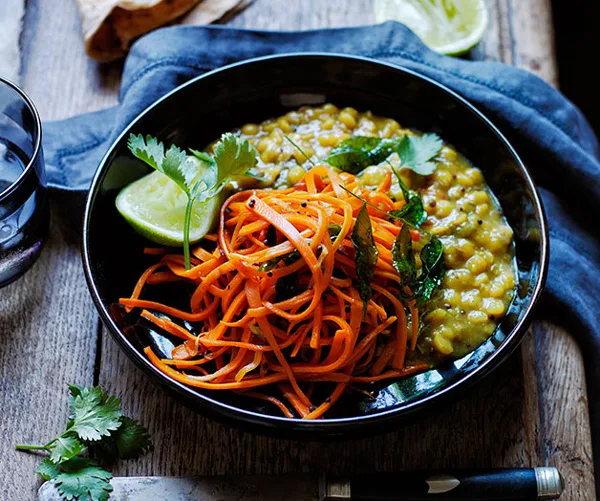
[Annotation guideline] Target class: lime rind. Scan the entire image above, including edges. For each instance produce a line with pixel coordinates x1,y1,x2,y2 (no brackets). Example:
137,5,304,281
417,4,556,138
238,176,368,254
374,0,489,56
115,170,220,246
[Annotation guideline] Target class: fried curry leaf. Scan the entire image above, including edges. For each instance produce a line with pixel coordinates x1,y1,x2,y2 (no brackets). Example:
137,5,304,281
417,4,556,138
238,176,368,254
325,133,443,177
391,224,417,286
351,203,379,314
413,235,445,305
395,233,445,305
388,173,427,227
258,250,301,272
325,136,396,174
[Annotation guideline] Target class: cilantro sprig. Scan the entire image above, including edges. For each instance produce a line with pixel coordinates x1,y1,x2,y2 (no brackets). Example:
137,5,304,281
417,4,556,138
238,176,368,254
128,133,258,270
17,385,153,501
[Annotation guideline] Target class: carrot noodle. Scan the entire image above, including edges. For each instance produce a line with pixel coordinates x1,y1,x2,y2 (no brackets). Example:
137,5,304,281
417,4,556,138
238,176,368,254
124,166,428,419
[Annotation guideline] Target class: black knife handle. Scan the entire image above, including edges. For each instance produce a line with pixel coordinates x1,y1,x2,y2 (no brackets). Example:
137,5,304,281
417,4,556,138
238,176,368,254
321,468,563,501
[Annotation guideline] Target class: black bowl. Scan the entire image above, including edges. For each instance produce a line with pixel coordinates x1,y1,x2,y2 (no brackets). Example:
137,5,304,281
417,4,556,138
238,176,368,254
83,54,548,438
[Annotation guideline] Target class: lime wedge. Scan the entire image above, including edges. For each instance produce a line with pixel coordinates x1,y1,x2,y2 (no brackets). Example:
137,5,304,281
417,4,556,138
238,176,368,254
115,170,220,246
374,0,488,56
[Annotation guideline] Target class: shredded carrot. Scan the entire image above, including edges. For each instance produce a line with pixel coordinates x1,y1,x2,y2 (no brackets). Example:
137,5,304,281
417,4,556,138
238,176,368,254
124,166,429,419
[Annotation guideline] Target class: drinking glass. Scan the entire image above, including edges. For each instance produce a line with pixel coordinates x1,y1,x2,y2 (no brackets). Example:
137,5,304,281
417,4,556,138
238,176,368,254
0,77,49,288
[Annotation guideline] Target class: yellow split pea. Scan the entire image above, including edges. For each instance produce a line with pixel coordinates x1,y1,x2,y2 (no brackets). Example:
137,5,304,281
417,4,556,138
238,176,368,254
234,104,516,360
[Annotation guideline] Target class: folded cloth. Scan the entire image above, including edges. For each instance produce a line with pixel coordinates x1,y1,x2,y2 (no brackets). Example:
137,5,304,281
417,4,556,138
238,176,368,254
44,21,600,468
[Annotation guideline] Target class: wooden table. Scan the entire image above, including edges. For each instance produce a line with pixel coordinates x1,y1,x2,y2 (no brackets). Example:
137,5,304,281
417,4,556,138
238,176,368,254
1,1,595,499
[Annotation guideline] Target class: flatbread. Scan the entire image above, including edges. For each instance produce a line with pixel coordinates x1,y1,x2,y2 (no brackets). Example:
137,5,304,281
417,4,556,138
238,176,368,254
76,0,244,62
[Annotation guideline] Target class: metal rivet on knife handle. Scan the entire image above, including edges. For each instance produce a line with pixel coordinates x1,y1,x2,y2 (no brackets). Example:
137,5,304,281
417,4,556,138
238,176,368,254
535,467,564,500
425,474,461,494
320,476,351,500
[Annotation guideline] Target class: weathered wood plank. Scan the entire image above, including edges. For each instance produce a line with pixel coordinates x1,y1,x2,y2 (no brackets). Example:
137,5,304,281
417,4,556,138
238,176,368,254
535,322,595,501
485,2,594,498
20,0,121,121
230,0,374,29
0,211,99,500
0,0,116,498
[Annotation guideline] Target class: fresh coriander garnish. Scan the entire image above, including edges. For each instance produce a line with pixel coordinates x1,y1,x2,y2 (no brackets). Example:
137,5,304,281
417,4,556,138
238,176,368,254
17,385,152,501
395,133,443,175
128,133,257,270
351,203,379,315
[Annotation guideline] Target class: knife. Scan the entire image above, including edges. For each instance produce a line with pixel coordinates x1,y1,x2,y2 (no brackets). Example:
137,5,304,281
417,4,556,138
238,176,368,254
37,468,563,501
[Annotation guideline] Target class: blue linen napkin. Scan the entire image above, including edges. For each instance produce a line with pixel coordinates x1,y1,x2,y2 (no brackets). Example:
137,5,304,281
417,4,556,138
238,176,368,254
45,21,600,466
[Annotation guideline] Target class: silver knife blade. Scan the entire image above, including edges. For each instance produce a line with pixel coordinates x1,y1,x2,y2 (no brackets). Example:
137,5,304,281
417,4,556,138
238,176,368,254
38,475,320,501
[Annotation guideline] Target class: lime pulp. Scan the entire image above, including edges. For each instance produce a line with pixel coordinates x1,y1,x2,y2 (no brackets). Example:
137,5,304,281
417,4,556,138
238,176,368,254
374,0,489,56
115,170,220,246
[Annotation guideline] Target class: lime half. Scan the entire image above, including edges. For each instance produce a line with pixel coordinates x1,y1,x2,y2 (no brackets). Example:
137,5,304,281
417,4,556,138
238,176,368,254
374,0,488,56
116,170,220,246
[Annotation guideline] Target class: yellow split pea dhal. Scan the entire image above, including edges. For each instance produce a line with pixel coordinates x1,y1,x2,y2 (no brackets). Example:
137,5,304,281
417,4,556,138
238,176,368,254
223,103,516,362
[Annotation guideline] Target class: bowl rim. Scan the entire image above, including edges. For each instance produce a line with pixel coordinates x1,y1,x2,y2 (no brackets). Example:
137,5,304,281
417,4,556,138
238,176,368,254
82,52,549,433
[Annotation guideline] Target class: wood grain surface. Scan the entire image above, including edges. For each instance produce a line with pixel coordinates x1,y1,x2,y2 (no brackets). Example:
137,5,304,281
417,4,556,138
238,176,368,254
0,0,594,500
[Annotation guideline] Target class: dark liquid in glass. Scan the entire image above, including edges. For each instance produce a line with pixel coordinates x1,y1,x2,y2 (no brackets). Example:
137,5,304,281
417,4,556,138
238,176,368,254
0,138,48,287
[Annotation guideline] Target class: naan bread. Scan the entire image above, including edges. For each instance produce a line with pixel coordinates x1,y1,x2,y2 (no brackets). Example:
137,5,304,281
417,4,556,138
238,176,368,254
76,0,244,62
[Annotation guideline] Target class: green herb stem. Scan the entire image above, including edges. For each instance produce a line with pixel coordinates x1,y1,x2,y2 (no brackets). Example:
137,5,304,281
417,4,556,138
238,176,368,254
283,134,317,167
15,444,50,452
183,197,194,270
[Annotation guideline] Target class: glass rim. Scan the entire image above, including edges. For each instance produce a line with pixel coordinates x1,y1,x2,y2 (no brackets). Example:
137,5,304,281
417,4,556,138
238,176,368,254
0,76,43,202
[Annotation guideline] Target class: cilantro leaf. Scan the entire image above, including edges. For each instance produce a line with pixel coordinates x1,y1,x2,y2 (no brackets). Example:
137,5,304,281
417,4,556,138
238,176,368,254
160,145,195,193
351,204,379,315
391,224,417,286
127,133,257,270
128,135,190,192
55,457,113,501
326,136,396,174
127,134,164,170
396,133,443,176
19,385,154,501
49,436,85,464
111,417,153,460
198,132,258,201
89,416,153,464
36,458,60,481
68,387,122,442
68,385,85,398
